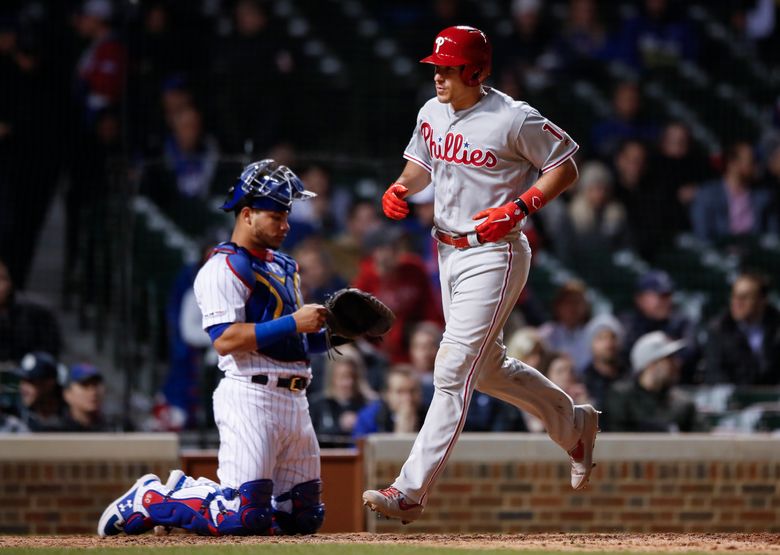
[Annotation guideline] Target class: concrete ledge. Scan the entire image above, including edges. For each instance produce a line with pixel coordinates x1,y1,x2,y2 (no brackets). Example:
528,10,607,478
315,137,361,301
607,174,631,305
365,432,780,462
0,433,179,461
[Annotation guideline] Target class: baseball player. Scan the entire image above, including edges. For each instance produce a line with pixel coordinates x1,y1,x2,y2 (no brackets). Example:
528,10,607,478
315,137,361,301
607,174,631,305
98,160,329,536
363,26,600,523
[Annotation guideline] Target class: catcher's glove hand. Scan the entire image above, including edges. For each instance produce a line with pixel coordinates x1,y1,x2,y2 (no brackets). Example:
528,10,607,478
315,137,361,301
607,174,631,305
324,288,395,340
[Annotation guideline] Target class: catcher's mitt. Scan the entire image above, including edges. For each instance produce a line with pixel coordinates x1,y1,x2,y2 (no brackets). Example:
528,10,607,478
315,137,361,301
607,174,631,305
324,288,395,340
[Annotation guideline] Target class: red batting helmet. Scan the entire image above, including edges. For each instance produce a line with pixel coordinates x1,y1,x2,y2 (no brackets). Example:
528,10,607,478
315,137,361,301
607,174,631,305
420,26,492,86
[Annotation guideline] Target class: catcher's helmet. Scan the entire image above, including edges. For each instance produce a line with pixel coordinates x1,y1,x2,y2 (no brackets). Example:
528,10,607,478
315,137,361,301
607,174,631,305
220,159,315,212
420,26,492,86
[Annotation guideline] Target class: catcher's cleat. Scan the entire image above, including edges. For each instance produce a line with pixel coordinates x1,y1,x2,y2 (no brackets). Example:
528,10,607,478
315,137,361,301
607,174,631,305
97,474,161,537
569,404,601,490
362,486,423,525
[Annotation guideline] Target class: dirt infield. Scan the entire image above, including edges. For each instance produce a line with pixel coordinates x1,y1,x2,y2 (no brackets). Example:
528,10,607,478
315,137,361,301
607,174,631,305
1,533,779,552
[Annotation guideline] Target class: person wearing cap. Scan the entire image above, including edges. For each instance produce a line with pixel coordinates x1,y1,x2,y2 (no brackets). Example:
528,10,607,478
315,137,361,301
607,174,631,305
61,364,109,432
606,331,702,432
352,224,443,363
703,272,780,385
581,313,627,425
620,269,698,383
14,352,67,432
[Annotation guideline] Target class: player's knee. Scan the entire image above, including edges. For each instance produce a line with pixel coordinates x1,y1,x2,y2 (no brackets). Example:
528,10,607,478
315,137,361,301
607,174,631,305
236,479,274,534
274,479,325,535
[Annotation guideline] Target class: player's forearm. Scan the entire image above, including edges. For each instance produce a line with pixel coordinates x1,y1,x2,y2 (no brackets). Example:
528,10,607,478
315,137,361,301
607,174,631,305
395,160,431,196
532,158,578,203
212,317,297,356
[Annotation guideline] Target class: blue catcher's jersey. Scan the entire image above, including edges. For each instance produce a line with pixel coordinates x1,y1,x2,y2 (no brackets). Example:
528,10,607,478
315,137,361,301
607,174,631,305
211,242,308,363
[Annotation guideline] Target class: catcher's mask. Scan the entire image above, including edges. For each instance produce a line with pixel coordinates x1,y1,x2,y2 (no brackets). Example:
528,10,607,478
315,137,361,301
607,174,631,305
220,159,316,213
420,25,492,87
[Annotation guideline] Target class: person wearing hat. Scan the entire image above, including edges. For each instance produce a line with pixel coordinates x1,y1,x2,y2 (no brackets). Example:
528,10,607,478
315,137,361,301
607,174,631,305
352,224,443,363
581,313,627,425
14,352,66,431
61,363,109,432
606,331,701,432
620,269,698,383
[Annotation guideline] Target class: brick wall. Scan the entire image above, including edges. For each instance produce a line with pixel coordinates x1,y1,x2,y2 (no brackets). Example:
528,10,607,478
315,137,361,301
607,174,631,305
364,434,780,533
0,434,179,534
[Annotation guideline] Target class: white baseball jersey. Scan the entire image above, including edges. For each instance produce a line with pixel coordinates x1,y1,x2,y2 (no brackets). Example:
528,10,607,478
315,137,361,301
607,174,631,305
403,87,579,236
194,252,311,380
391,87,584,505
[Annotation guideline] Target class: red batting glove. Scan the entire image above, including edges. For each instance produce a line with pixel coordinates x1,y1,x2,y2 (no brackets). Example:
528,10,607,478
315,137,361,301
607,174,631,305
472,201,524,243
382,182,409,220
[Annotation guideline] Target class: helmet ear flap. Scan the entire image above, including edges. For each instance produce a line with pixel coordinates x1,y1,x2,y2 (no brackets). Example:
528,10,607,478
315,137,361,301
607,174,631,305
461,63,483,86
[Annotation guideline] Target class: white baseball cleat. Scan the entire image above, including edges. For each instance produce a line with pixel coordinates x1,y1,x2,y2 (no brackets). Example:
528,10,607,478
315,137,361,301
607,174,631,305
569,404,601,490
97,473,161,537
362,486,424,525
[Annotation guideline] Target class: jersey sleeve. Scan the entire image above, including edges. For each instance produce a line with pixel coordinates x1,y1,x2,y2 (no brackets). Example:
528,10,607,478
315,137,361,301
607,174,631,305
514,109,579,173
403,108,433,173
193,256,250,330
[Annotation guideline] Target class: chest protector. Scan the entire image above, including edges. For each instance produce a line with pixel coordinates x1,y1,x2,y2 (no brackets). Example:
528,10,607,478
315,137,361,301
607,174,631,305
213,242,308,362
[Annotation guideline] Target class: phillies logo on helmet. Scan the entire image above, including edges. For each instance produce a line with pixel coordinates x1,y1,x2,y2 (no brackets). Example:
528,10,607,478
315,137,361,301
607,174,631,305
421,122,497,168
435,36,445,53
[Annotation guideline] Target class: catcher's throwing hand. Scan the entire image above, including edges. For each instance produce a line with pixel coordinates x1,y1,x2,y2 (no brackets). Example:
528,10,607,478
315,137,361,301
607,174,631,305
325,288,396,340
472,201,524,243
382,183,409,220
293,304,328,333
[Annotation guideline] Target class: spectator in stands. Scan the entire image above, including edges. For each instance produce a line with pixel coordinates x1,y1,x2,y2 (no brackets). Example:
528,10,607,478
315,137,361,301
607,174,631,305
326,199,381,282
591,81,658,158
64,107,122,307
703,272,780,385
691,141,778,243
564,161,631,261
581,314,626,421
546,354,591,406
286,164,340,249
163,106,219,200
210,0,292,154
353,365,426,439
13,352,66,431
613,0,697,70
495,0,555,91
607,331,701,432
309,346,376,447
294,239,347,304
74,0,126,122
554,0,612,78
61,363,111,432
620,270,698,383
352,225,443,363
647,121,710,239
408,321,441,406
539,280,592,371
612,139,670,260
0,259,62,363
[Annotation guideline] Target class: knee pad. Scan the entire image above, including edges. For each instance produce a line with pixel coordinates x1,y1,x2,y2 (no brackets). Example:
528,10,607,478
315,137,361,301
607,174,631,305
274,479,325,535
239,479,275,534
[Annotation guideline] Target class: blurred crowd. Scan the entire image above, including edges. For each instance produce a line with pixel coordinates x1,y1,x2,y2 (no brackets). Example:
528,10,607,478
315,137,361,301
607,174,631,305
1,0,780,440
